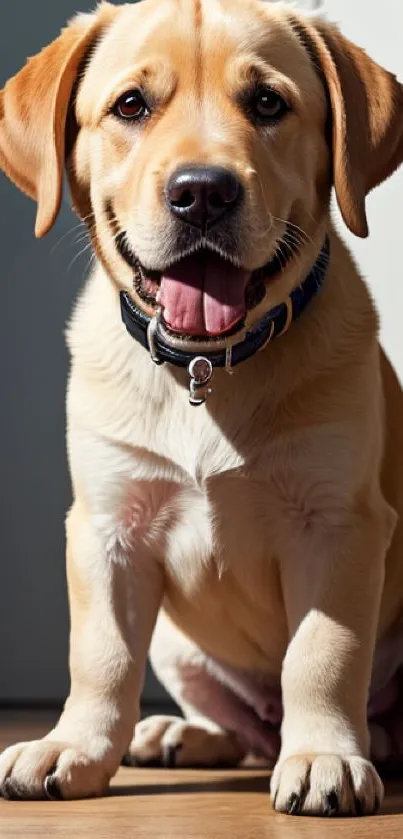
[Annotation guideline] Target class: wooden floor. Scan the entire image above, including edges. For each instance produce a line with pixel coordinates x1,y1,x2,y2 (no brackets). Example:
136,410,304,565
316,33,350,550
1,712,403,838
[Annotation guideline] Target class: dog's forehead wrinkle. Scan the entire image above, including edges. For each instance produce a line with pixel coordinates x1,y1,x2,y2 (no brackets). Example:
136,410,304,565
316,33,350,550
200,0,289,49
91,0,294,72
78,0,311,128
86,1,182,77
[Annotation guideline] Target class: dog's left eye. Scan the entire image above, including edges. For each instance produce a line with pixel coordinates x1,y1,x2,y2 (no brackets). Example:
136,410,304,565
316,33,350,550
254,88,289,122
113,90,149,121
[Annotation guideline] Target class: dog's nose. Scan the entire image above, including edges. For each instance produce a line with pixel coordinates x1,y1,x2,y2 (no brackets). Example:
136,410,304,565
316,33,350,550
165,165,242,228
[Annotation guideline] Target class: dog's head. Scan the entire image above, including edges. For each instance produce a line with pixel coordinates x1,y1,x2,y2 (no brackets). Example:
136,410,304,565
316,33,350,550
1,0,403,342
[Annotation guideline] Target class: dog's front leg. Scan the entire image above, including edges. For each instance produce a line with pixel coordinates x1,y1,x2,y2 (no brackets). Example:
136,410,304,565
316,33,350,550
0,499,163,801
271,494,395,817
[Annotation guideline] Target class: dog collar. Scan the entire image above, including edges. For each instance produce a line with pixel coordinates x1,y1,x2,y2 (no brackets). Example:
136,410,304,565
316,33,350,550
120,236,330,405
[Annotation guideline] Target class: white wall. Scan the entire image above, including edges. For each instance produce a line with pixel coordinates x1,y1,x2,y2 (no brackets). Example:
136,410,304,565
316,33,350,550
324,0,403,379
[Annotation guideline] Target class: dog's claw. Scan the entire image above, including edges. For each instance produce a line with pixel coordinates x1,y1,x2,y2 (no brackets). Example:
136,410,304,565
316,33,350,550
373,796,381,815
2,778,17,800
162,744,182,768
324,790,339,817
44,775,63,801
287,793,302,815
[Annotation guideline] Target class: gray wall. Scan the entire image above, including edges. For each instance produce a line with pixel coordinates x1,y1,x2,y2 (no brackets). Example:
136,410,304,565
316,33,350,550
0,1,165,705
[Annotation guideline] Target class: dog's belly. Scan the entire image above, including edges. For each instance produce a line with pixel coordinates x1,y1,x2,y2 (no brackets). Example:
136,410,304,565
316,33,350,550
162,470,289,677
164,576,288,677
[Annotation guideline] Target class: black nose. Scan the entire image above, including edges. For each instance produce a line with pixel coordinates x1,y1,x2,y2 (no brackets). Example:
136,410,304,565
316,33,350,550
165,165,242,229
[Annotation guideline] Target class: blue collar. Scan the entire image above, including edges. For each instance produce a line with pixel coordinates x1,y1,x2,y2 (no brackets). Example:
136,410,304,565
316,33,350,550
120,237,329,374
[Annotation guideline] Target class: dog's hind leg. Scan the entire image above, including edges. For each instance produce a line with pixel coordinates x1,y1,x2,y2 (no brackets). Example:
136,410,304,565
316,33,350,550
124,610,279,768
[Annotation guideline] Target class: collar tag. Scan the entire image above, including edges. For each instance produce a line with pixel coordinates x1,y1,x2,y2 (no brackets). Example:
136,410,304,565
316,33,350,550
188,357,213,406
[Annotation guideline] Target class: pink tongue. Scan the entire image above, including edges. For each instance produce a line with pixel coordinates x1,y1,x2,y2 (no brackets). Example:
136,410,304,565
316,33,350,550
158,251,251,336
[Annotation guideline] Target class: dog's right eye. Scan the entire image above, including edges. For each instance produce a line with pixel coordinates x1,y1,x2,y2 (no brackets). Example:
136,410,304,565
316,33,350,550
113,90,149,121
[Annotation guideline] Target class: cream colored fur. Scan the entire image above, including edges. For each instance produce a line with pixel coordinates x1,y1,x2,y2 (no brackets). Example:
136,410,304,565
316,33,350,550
0,0,403,817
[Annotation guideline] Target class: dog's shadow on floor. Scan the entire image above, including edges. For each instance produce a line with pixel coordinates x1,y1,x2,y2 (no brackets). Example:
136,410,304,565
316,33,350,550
110,769,403,816
110,770,271,798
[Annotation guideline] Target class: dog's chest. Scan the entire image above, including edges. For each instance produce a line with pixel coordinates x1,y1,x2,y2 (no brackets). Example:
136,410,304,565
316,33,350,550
162,467,289,672
131,396,275,567
99,369,282,587
125,390,288,652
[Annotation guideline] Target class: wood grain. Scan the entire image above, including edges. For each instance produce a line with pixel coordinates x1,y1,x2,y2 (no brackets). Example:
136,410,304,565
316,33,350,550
0,711,403,838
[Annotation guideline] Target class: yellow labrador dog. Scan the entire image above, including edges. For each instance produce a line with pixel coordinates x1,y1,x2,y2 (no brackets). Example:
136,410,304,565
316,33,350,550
1,0,403,818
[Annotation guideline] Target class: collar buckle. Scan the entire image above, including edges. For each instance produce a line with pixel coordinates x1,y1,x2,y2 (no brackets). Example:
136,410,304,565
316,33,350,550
147,308,164,365
188,357,213,406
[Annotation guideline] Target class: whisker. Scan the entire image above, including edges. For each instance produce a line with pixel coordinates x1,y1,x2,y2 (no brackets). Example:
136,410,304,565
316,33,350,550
272,216,315,248
72,231,91,248
50,211,96,257
67,242,93,274
50,222,86,256
274,240,289,271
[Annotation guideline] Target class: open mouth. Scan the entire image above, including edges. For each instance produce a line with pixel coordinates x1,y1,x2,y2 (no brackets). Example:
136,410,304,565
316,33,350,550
116,234,294,341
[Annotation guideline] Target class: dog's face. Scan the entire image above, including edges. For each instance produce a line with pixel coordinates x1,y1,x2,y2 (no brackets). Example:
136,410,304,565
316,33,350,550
73,0,330,338
1,0,403,342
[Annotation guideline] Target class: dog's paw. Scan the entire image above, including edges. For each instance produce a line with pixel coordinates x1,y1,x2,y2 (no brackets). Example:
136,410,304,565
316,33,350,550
271,754,383,817
0,740,112,801
123,715,244,768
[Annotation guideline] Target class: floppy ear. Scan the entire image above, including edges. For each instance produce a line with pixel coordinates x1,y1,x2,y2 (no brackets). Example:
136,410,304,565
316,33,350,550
0,3,115,238
301,19,403,237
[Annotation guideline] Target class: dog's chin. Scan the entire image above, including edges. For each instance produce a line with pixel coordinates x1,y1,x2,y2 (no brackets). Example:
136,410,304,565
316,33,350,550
116,232,294,343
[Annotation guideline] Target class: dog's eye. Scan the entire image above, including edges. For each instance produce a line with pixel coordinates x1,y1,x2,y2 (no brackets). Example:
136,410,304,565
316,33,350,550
254,88,289,122
113,90,149,121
